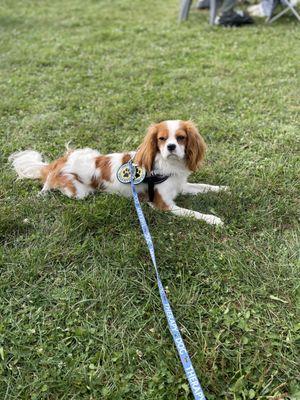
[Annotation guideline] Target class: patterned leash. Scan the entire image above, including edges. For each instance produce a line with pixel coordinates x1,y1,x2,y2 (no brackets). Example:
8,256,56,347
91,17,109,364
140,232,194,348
128,160,206,400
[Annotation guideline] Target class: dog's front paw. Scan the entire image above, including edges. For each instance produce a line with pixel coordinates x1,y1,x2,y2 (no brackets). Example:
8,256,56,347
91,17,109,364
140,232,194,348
205,215,224,226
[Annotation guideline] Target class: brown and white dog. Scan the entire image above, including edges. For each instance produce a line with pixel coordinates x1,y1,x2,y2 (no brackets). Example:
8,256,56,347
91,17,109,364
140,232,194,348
9,120,227,225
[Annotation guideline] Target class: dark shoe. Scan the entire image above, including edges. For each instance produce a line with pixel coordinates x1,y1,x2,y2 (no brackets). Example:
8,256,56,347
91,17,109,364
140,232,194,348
217,10,254,26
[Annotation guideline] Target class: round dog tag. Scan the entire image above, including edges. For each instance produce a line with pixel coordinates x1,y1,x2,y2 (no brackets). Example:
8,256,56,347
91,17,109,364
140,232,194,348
117,163,132,184
117,163,146,185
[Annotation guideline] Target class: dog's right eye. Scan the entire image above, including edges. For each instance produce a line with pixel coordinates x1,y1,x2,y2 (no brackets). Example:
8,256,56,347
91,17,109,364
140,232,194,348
158,137,166,141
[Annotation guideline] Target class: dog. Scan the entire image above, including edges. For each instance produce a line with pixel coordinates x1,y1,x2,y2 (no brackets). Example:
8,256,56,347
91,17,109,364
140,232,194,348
9,120,227,225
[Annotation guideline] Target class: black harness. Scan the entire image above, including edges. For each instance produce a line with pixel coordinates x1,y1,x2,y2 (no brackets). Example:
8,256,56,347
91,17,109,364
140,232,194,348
143,174,169,202
116,161,169,202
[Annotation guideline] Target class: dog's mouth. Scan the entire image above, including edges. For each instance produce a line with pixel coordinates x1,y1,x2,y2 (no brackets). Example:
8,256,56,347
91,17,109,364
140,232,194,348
167,153,179,159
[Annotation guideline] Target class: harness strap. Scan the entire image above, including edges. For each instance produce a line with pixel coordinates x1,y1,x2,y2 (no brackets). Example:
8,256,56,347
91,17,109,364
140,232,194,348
143,174,169,202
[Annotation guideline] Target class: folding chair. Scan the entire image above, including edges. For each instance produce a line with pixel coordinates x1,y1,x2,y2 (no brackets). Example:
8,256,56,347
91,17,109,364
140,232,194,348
179,0,218,24
267,0,300,22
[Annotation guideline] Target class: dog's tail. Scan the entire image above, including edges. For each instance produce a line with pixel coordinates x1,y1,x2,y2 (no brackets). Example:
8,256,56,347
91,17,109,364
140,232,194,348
9,150,48,179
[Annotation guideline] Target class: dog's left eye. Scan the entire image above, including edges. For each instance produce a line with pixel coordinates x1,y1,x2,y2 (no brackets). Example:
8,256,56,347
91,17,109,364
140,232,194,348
177,136,185,141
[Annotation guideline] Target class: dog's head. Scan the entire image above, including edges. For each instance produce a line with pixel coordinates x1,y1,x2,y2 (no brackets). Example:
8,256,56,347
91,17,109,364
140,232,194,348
135,120,206,172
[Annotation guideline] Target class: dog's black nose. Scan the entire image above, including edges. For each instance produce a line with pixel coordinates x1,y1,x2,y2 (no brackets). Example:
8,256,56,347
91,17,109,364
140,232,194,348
167,144,176,152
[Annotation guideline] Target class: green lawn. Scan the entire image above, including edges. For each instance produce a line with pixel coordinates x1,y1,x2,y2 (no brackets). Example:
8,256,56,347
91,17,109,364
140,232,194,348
1,0,299,399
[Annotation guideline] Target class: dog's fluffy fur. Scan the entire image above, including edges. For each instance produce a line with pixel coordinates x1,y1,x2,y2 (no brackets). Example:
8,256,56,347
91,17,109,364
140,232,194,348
9,120,227,225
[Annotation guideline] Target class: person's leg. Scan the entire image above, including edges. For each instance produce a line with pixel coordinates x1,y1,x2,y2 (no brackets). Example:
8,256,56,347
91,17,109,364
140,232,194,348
248,0,277,17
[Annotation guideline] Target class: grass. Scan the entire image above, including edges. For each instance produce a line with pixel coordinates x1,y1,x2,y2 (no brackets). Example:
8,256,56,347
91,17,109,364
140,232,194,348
0,0,299,399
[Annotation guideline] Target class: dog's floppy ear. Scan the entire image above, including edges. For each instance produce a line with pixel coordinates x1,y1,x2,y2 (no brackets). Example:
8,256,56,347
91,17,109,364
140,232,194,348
182,121,206,172
135,124,158,172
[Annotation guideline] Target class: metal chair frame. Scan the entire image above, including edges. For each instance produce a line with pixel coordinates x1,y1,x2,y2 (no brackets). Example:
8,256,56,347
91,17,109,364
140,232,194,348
267,0,300,22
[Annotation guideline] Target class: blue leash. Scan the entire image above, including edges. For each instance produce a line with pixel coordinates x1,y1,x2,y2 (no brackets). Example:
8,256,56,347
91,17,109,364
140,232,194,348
128,161,206,400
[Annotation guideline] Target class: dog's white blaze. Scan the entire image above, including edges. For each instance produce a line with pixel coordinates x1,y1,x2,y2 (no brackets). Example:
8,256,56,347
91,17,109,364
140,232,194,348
159,120,185,161
166,120,180,135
